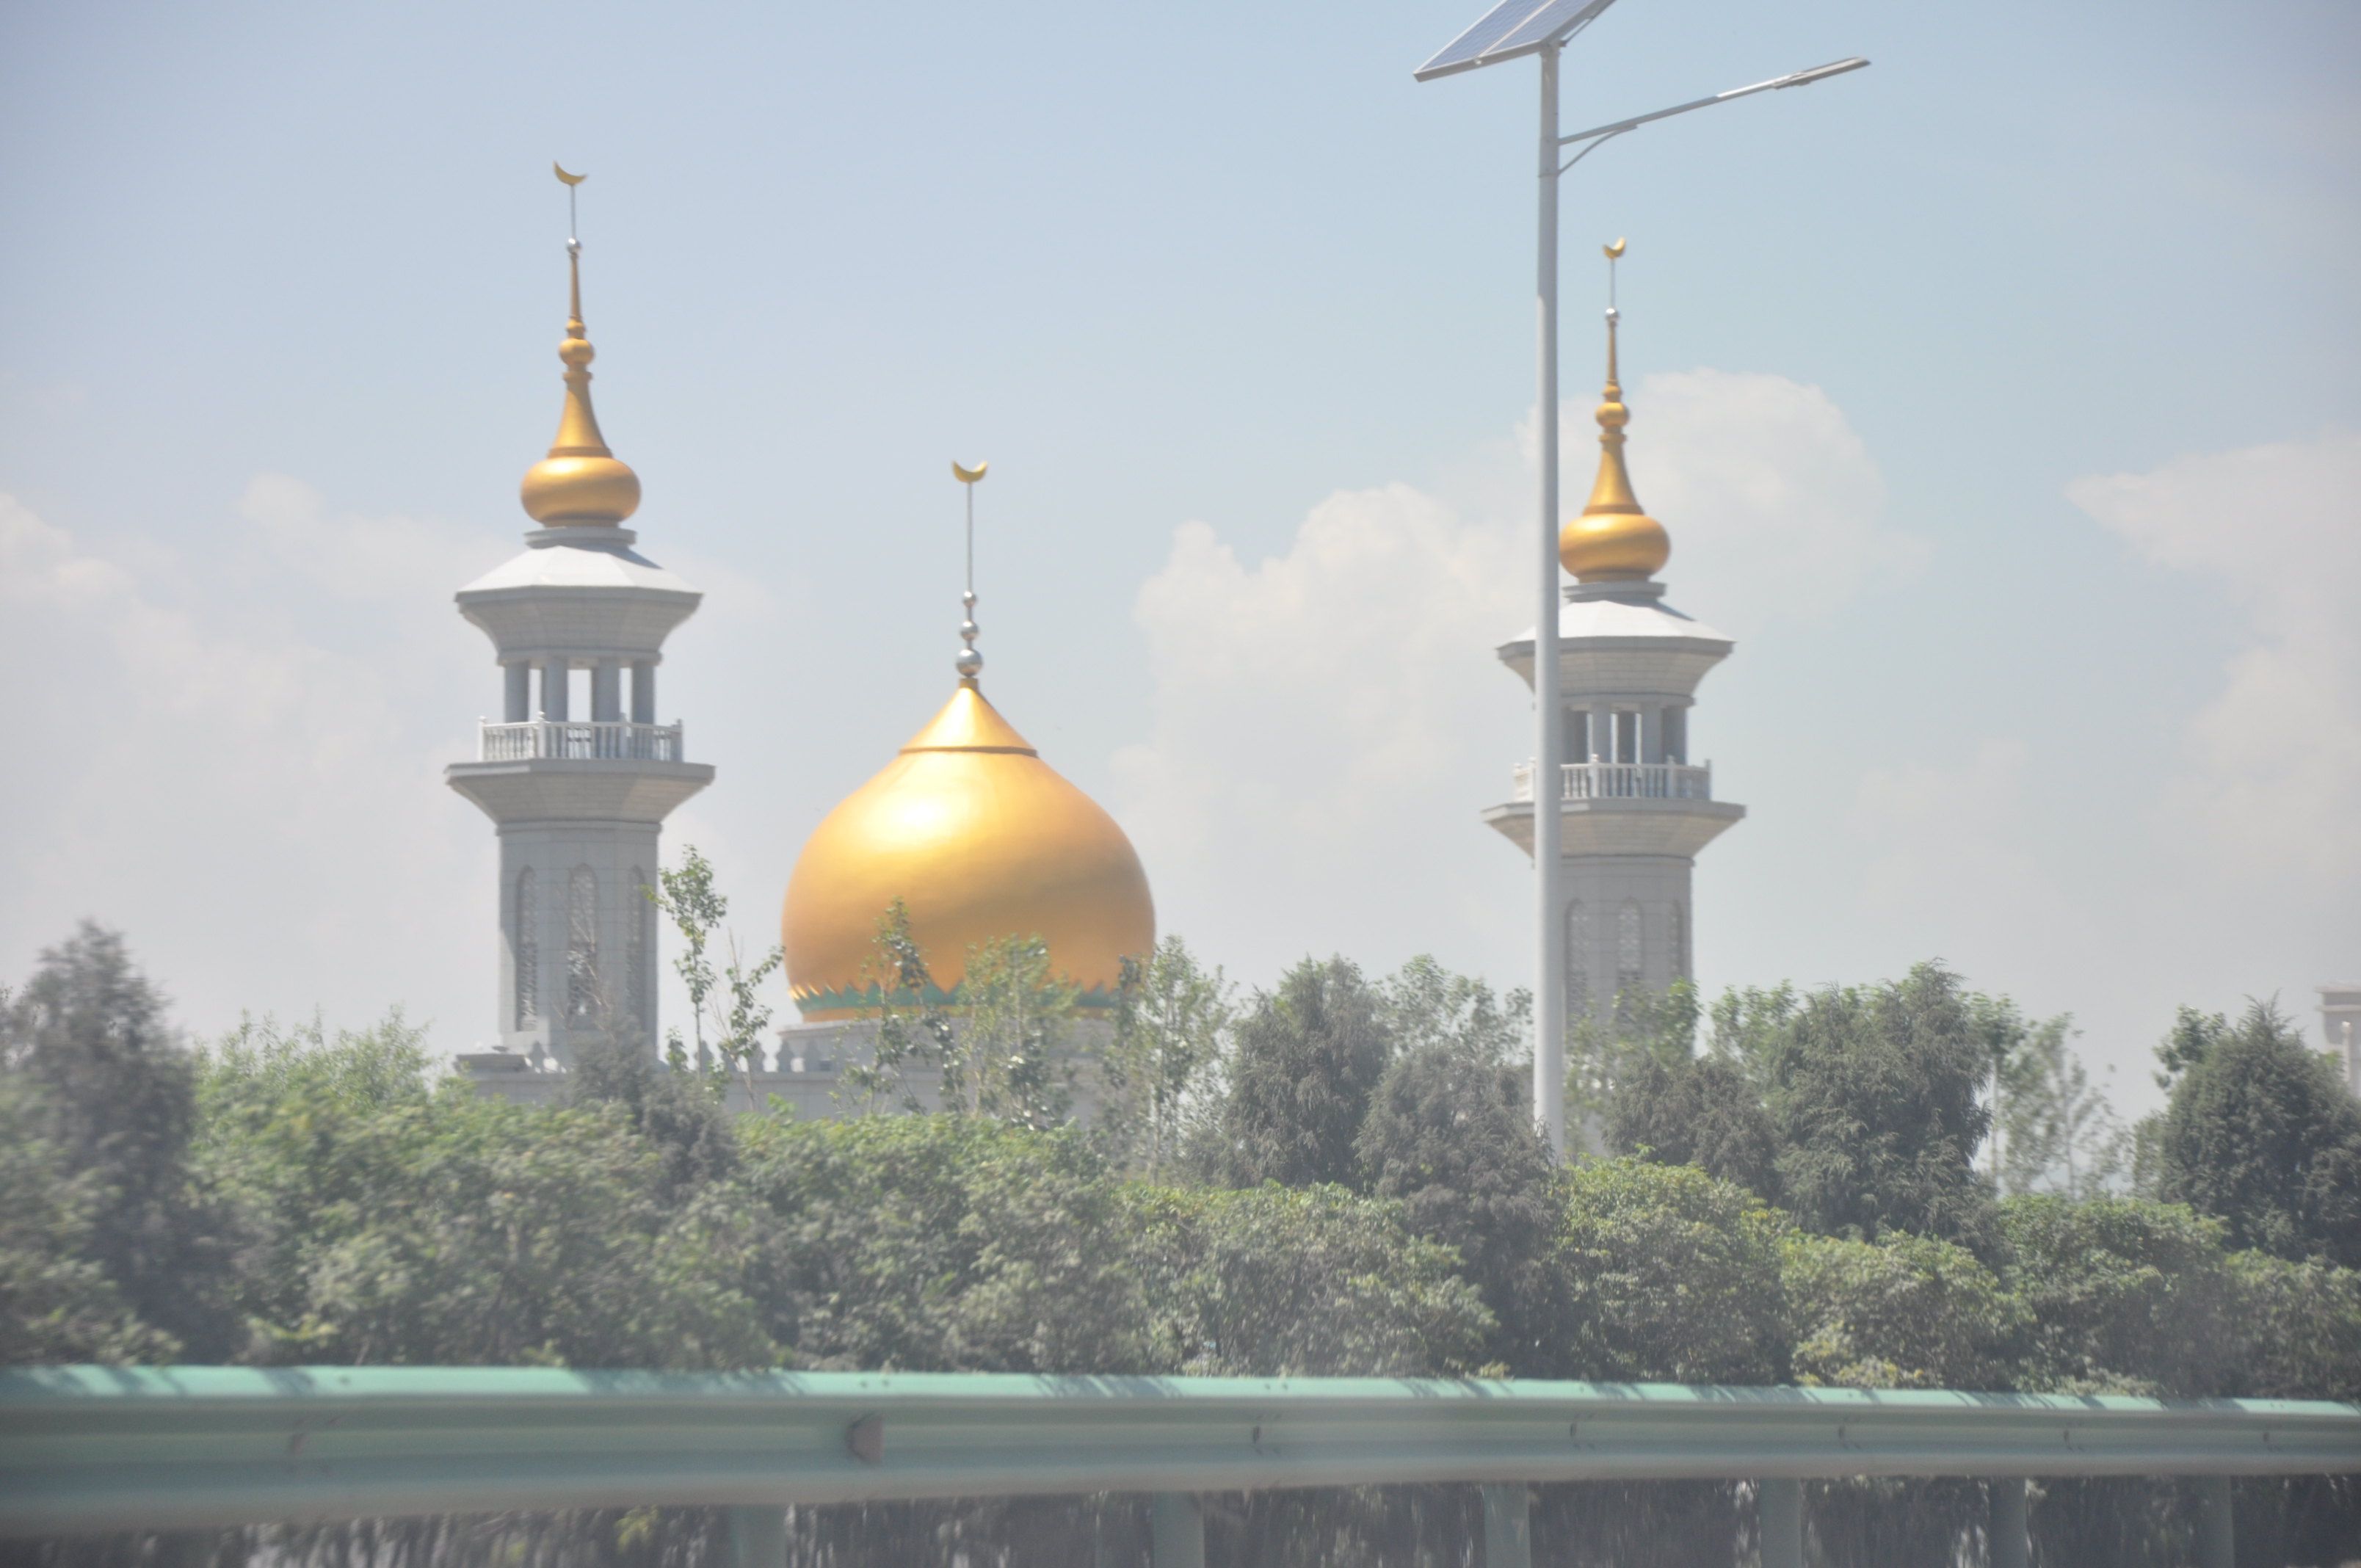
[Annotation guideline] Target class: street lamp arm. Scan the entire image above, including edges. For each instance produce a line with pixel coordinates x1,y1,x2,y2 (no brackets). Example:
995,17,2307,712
1556,57,1868,149
1557,126,1632,175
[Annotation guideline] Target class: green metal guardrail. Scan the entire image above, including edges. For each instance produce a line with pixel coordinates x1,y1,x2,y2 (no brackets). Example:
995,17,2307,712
4,1367,2356,1566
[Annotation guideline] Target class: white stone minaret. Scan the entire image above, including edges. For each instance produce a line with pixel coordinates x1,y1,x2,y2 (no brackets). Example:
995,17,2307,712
1484,301,1744,1037
446,206,711,1071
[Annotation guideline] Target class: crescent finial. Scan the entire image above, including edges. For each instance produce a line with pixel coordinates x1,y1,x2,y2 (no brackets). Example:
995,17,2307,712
952,460,989,484
1603,236,1626,260
554,162,587,186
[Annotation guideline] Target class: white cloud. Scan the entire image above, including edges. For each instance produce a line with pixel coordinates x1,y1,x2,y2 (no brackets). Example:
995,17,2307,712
2070,430,2361,884
0,482,510,1045
1843,738,2095,978
1116,370,1913,992
1491,369,1918,632
1112,485,1528,981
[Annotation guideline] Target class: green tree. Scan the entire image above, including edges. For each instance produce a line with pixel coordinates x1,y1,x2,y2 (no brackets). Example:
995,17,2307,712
1764,963,2000,1256
1099,935,1232,1177
1553,1157,1789,1385
841,907,1083,1128
1999,1194,2240,1395
1979,996,2125,1199
1785,1232,2021,1390
0,923,238,1358
1131,1182,1493,1378
1565,978,1700,1136
1706,979,1804,1082
733,1114,1149,1373
1201,956,1390,1189
649,846,783,1108
2152,999,2361,1266
2227,1249,2361,1402
0,1073,178,1362
1603,1050,1780,1202
566,1033,737,1197
839,898,960,1116
199,1016,772,1369
1354,962,1559,1373
952,934,1079,1129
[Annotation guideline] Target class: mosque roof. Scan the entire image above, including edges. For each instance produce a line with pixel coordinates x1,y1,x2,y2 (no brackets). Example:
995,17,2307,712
780,678,1155,1020
457,541,697,598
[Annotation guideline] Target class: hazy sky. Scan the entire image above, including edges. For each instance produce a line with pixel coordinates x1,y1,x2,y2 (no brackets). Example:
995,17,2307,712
3,0,2355,1114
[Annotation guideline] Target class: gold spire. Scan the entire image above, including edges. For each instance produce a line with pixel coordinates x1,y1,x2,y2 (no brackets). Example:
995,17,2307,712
1559,242,1669,583
519,173,641,528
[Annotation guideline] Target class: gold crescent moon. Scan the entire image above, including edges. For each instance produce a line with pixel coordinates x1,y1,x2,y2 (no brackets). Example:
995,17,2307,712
554,162,587,186
1604,237,1626,259
952,460,989,484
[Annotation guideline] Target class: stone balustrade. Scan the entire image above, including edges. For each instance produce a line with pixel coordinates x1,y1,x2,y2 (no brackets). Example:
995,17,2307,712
479,719,686,763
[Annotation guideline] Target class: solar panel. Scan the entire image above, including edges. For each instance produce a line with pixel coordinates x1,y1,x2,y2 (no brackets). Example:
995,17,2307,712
1413,0,1621,81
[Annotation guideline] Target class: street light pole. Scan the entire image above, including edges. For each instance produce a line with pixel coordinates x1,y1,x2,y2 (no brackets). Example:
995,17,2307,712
1418,2,1867,1158
1532,41,1569,1156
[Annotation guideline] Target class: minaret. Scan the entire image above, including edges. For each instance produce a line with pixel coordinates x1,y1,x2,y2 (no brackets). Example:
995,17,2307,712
446,178,713,1072
1483,276,1744,1050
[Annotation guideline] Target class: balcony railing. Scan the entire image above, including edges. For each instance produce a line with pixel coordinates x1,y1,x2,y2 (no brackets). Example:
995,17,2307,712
1511,758,1713,803
479,719,685,763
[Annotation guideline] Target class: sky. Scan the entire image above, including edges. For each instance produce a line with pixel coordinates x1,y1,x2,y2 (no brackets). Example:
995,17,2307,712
1,0,2355,1118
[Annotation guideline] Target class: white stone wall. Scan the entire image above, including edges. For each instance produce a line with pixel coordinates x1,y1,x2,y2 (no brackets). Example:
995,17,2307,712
1561,852,1694,1024
494,821,662,1067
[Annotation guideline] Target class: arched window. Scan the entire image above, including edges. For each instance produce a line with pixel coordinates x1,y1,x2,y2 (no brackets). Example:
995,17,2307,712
567,865,599,1024
1564,900,1590,1015
513,867,538,1027
1616,899,1643,995
1670,901,1689,981
626,867,650,1034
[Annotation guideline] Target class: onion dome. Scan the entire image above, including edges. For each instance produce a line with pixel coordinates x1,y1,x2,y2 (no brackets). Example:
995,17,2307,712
780,678,1156,1020
518,240,642,526
1559,305,1671,582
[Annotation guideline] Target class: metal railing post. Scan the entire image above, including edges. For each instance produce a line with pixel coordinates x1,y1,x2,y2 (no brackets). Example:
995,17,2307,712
1481,1483,1533,1568
728,1505,785,1568
1759,1478,1803,1568
2197,1475,2235,1568
1150,1492,1205,1568
1990,1477,2029,1568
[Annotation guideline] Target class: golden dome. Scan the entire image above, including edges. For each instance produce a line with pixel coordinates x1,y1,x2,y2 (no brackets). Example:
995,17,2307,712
781,678,1156,1019
1559,306,1671,582
519,243,642,526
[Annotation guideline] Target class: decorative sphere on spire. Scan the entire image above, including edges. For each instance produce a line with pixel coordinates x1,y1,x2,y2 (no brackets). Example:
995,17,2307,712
519,237,642,527
1559,302,1670,581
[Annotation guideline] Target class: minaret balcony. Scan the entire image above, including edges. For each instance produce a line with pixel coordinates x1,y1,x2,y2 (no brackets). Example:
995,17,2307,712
1512,759,1714,803
479,719,686,763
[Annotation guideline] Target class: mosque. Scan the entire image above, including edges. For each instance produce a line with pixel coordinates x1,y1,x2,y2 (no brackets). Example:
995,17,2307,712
450,214,1739,1117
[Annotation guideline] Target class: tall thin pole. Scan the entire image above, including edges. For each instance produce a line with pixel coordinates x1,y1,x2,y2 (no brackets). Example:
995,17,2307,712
1534,43,1567,1157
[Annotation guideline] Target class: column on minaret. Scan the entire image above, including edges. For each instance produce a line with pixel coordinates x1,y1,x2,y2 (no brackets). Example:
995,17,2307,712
631,661,656,724
504,662,532,722
593,660,623,722
543,659,569,721
1590,699,1612,764
1640,705,1664,764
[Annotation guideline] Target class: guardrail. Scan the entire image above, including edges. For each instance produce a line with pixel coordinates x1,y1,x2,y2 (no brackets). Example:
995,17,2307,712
4,1368,2354,1567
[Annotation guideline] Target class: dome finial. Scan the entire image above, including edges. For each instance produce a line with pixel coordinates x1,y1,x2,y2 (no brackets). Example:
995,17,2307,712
952,460,989,683
520,165,642,529
1559,238,1671,584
